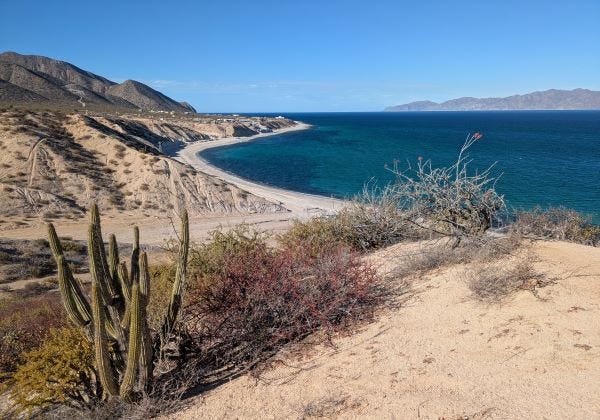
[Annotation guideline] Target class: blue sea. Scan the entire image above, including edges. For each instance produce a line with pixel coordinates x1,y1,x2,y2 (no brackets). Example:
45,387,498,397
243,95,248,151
201,112,600,222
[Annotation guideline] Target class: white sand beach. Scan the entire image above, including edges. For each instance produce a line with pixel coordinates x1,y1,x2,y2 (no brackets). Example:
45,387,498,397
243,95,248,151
173,122,345,215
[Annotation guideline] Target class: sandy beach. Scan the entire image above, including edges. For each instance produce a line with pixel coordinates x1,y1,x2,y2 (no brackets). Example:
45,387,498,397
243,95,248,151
172,122,345,215
0,121,347,246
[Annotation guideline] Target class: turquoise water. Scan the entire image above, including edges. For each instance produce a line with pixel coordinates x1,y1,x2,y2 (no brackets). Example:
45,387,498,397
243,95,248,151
201,112,600,221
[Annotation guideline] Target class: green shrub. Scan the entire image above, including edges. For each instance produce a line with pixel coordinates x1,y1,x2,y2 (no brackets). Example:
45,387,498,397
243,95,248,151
10,327,98,413
277,217,344,256
189,224,268,280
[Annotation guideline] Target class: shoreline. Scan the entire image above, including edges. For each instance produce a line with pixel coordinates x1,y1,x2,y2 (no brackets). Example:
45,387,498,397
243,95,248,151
172,122,346,216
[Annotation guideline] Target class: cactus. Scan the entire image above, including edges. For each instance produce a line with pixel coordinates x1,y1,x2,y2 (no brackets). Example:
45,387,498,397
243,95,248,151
47,204,190,401
160,209,189,344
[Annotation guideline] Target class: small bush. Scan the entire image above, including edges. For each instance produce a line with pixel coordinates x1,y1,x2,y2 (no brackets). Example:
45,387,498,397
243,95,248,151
0,294,66,384
185,238,382,370
280,197,423,254
147,264,177,330
10,327,99,413
189,225,268,280
510,207,600,246
278,217,344,256
468,259,550,302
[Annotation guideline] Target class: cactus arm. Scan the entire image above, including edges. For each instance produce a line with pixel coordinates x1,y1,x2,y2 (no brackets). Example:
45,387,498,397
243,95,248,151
138,251,153,391
108,233,123,298
139,252,150,304
120,283,142,402
120,302,131,330
47,223,63,259
92,282,119,398
118,261,131,304
56,255,92,328
160,209,189,342
130,226,140,285
88,214,119,305
49,223,93,329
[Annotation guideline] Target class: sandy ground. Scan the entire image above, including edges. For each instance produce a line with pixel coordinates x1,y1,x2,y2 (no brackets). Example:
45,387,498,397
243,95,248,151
172,122,345,215
173,239,600,419
0,123,346,246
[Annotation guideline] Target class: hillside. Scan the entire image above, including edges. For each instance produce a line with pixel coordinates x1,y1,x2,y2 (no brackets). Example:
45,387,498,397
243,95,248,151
385,88,600,111
175,239,600,419
0,52,195,113
0,109,296,230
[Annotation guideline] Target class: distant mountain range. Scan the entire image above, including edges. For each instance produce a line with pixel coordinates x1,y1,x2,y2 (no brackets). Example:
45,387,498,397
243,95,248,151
384,89,600,112
0,52,196,113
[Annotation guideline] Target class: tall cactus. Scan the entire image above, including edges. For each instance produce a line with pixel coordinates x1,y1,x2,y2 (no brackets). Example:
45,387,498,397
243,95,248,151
160,209,189,344
47,204,190,401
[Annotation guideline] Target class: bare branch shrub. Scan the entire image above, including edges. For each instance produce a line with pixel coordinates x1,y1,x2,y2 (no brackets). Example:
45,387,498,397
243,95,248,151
386,133,506,242
510,206,600,246
468,259,551,302
335,184,429,250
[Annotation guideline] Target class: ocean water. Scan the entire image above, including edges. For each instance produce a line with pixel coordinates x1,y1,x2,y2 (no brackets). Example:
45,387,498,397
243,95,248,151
201,112,600,222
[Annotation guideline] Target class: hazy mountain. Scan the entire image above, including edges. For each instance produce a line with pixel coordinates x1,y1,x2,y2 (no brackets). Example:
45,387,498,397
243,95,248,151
384,89,600,111
0,52,196,113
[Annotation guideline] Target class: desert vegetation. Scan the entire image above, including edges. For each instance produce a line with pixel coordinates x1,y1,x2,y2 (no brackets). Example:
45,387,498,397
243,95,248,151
0,133,597,418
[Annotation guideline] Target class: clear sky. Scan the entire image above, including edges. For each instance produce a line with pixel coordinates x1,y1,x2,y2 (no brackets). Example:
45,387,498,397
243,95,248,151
1,0,599,112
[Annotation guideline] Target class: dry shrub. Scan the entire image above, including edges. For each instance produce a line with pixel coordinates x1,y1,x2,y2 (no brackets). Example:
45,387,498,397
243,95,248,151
391,236,521,279
510,207,600,246
185,233,383,371
468,259,550,302
189,225,268,276
278,217,346,256
387,133,506,238
300,393,361,418
0,294,66,385
10,327,98,414
146,264,177,331
0,238,86,283
280,197,423,255
334,198,423,251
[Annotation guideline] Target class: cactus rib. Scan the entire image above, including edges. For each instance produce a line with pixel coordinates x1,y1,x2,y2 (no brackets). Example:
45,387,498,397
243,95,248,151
120,283,142,401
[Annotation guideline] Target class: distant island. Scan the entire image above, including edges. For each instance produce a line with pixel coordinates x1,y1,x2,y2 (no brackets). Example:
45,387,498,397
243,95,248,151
0,51,196,113
384,88,600,111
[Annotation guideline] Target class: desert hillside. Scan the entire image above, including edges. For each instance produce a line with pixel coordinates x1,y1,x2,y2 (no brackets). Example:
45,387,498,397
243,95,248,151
174,239,600,419
0,109,296,230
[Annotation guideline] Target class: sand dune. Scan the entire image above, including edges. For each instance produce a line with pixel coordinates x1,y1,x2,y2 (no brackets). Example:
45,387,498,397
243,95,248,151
173,239,600,419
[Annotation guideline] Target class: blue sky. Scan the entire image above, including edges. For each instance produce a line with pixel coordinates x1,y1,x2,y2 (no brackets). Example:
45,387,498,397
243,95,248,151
1,0,599,112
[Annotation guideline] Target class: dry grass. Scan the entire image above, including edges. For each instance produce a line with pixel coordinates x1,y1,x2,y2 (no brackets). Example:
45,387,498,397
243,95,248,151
468,258,551,302
299,393,361,419
510,207,600,246
390,236,522,280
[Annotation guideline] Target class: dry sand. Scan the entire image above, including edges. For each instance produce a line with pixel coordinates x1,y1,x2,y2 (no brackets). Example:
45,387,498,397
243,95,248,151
173,239,600,419
0,121,346,246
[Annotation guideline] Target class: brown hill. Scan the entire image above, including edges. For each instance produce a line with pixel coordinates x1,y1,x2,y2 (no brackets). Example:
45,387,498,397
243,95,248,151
0,109,295,229
0,52,196,113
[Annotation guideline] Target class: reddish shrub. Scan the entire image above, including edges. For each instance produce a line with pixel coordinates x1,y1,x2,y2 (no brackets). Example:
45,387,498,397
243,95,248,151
0,293,66,383
185,242,381,369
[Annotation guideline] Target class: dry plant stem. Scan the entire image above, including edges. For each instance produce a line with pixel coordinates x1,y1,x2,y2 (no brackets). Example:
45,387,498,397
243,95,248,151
386,133,506,241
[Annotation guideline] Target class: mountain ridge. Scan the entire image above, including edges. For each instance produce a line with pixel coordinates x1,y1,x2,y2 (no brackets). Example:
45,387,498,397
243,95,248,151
384,88,600,111
0,52,196,113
